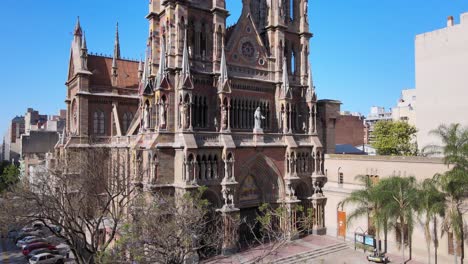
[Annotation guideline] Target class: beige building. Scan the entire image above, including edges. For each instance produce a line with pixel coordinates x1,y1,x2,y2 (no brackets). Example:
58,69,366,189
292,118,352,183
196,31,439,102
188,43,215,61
392,89,416,126
324,154,467,264
416,13,468,150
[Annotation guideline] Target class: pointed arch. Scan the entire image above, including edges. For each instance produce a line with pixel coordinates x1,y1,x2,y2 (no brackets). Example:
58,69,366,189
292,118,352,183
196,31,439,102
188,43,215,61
237,153,285,208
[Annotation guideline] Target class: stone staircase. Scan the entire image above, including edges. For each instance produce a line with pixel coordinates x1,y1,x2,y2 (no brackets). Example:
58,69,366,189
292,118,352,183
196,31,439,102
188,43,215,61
273,242,350,264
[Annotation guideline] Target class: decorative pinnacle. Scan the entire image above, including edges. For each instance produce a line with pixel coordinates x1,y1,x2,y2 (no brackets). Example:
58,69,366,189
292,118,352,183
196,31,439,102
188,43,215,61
114,22,121,60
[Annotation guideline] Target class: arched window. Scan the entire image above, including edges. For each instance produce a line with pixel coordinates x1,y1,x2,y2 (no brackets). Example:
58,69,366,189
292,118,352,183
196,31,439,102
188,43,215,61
122,112,133,134
93,110,105,135
290,0,295,21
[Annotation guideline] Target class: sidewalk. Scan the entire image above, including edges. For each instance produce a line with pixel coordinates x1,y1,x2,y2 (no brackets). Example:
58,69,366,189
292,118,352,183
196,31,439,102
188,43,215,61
204,235,424,264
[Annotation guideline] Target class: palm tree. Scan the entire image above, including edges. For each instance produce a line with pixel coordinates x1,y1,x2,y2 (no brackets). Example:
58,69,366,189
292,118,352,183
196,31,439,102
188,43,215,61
379,176,418,264
435,168,467,264
339,175,386,254
425,123,468,170
425,123,468,263
417,178,445,264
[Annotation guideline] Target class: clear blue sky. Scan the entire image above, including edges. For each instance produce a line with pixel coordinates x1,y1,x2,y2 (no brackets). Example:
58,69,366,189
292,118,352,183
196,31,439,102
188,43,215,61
0,1,467,135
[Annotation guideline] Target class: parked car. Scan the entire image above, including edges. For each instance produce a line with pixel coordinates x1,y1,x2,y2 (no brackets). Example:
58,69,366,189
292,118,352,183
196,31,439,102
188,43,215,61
29,253,64,264
23,242,56,256
33,223,44,230
26,248,60,260
55,243,70,257
18,238,47,248
16,236,39,247
16,230,44,242
367,252,389,263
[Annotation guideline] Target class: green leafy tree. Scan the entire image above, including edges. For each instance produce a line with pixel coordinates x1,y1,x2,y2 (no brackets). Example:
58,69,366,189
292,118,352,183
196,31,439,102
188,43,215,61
0,163,20,193
339,175,389,255
417,178,445,264
372,121,417,156
379,176,418,264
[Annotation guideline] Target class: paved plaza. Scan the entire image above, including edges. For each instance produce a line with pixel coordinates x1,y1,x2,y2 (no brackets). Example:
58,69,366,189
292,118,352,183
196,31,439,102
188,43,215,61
205,235,424,264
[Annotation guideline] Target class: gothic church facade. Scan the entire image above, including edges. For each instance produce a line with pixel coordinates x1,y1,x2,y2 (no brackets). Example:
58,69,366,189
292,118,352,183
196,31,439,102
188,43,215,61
59,0,340,252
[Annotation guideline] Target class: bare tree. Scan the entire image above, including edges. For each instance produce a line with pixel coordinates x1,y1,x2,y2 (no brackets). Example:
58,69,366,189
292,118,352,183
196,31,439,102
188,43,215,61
237,203,313,263
103,187,223,264
0,148,134,264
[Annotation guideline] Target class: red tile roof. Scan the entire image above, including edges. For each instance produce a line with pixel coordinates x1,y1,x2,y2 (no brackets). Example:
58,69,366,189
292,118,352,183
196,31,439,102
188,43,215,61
88,55,140,89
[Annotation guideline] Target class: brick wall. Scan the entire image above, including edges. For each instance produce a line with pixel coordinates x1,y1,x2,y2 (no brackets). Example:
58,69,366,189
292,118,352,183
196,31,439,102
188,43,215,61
335,115,364,147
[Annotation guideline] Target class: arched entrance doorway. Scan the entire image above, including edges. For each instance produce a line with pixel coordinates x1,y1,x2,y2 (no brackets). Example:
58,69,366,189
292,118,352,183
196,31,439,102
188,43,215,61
236,154,284,247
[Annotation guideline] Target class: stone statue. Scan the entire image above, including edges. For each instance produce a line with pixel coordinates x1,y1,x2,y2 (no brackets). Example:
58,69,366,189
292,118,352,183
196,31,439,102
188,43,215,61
221,104,228,130
254,107,265,131
143,104,150,129
228,193,235,207
279,0,284,18
159,102,166,128
266,0,271,24
181,102,189,129
304,0,309,23
290,186,296,197
222,187,229,207
214,117,218,132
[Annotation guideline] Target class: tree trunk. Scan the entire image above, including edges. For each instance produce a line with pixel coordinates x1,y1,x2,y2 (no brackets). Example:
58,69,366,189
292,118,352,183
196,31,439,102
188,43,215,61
425,219,432,264
461,227,464,264
376,227,381,255
384,220,388,253
401,218,405,264
433,217,439,264
454,238,459,264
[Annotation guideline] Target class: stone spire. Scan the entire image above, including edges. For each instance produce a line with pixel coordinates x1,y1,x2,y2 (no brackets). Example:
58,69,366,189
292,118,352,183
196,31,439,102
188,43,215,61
81,31,87,50
306,63,315,102
142,47,153,95
112,36,120,87
181,28,190,79
155,36,167,89
80,32,88,70
138,58,144,79
179,28,193,90
281,57,291,99
114,22,121,60
217,43,231,94
74,17,82,36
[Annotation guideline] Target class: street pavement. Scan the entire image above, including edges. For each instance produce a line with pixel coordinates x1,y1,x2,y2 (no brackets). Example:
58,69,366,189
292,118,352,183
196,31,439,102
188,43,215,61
0,237,28,264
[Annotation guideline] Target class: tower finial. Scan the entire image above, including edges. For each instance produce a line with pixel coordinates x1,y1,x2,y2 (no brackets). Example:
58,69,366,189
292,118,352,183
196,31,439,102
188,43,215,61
114,22,121,60
219,43,228,84
181,27,190,78
74,16,82,36
217,43,231,94
81,31,87,50
306,63,315,102
155,36,167,89
138,57,144,79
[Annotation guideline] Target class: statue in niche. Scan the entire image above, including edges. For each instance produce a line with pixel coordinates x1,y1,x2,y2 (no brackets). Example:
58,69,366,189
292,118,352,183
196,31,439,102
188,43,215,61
143,104,150,130
278,0,284,19
159,101,166,128
314,181,323,196
304,0,309,23
221,104,228,130
254,107,265,131
180,102,190,129
222,187,229,206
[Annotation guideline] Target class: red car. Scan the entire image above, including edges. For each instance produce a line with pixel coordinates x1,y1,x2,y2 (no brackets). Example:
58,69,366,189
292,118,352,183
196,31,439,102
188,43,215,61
22,242,56,256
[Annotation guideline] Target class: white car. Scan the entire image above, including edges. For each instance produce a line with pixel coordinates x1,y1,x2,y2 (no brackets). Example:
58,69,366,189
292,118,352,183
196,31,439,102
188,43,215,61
16,236,38,247
29,253,64,264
